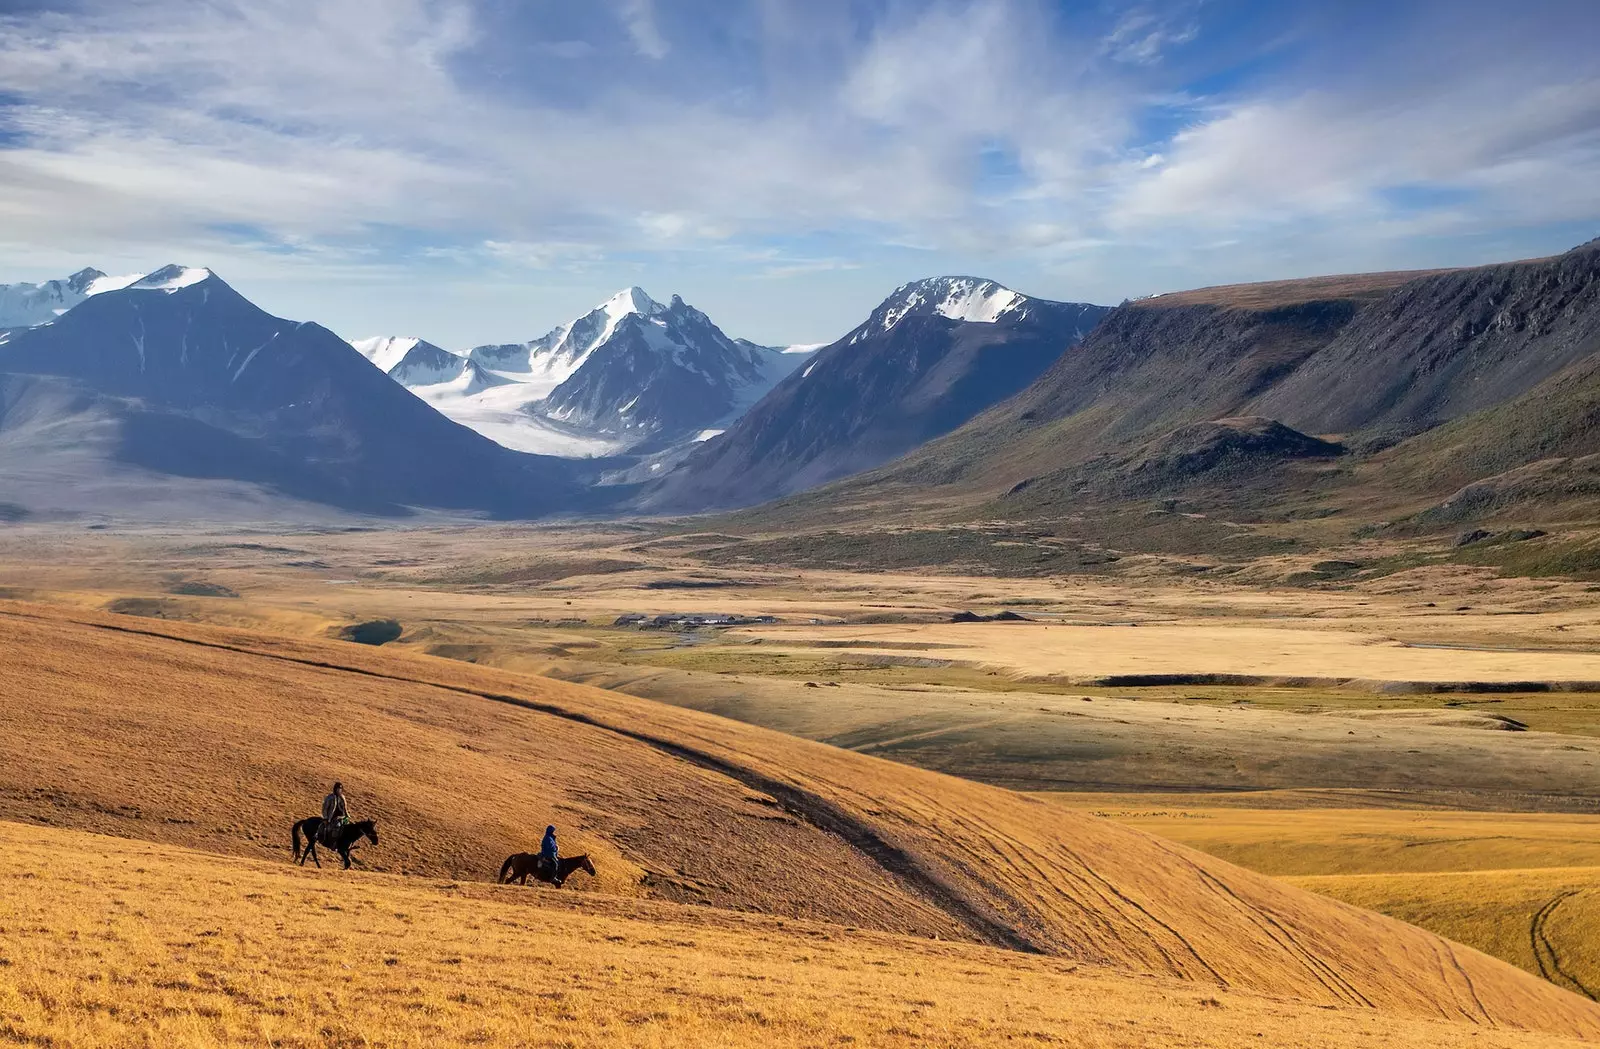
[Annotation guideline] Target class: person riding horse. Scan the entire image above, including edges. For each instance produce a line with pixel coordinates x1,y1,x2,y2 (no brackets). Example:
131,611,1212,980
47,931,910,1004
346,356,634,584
540,824,559,882
319,782,349,848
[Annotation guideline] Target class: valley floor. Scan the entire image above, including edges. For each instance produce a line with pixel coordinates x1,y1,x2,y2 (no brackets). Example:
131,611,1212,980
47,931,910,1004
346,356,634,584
6,521,1600,1043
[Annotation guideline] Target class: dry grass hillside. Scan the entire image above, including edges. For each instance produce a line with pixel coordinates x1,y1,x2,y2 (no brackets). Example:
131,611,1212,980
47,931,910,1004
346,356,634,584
4,599,1600,1040
11,823,1599,1049
1037,793,1600,1006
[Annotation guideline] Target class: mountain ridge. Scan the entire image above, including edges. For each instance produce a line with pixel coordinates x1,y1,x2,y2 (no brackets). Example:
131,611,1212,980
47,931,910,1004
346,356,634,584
644,276,1109,510
0,264,585,519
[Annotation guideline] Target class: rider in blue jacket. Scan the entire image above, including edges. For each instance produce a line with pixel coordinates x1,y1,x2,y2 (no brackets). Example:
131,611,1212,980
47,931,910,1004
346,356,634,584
540,825,559,881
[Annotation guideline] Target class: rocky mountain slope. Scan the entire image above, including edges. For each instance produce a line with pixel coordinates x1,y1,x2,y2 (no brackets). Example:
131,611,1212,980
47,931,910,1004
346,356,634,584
0,266,583,519
644,277,1108,510
772,242,1600,539
355,288,810,458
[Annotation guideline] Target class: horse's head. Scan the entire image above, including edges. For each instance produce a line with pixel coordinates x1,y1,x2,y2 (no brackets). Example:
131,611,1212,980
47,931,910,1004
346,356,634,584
579,855,596,877
361,820,379,846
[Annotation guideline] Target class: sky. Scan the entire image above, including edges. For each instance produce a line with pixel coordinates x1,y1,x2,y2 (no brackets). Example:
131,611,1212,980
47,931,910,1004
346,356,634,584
1,0,1598,348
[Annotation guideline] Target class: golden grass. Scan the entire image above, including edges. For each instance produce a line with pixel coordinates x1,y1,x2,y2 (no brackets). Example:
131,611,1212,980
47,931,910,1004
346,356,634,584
1033,798,1600,876
724,621,1600,685
3,819,1597,1049
1136,269,1457,310
3,600,1597,1038
1036,793,1600,1003
1288,868,1600,1006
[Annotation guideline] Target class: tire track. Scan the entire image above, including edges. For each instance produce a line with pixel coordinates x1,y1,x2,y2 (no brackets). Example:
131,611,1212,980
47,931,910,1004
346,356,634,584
1532,890,1599,1001
1192,866,1373,1008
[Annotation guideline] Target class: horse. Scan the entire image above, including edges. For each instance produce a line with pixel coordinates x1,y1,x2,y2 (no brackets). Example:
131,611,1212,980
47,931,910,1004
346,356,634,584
498,852,596,887
291,817,379,870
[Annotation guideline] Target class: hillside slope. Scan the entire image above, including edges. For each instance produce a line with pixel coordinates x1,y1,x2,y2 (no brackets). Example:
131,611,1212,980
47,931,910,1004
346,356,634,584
2,599,1597,1037
10,823,1594,1049
762,243,1600,535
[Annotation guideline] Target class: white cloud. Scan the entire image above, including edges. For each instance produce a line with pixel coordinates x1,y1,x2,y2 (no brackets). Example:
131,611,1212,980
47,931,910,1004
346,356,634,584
0,0,1595,344
618,0,669,59
1101,6,1199,65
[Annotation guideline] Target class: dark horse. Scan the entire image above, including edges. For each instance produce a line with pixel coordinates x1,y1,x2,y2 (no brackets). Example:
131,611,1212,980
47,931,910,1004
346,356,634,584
291,817,379,870
498,852,596,887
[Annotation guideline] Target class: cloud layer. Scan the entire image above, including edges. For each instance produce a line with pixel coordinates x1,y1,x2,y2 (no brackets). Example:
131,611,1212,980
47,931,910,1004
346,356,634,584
1,0,1597,344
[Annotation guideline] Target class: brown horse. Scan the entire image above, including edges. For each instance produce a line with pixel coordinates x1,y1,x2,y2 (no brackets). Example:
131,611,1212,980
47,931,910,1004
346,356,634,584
498,852,596,887
292,817,378,870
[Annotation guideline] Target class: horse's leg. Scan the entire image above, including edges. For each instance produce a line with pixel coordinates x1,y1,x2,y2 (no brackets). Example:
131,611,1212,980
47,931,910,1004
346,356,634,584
308,839,320,868
340,845,351,870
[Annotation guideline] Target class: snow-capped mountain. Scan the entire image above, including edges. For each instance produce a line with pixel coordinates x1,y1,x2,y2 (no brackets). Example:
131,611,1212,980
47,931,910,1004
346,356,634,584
0,264,583,519
352,287,813,458
352,336,481,386
536,291,808,440
0,267,143,329
851,276,1098,341
645,276,1110,510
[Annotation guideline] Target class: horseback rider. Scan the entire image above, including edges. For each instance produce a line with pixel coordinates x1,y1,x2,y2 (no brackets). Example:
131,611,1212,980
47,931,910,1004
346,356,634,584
540,824,559,882
319,782,349,847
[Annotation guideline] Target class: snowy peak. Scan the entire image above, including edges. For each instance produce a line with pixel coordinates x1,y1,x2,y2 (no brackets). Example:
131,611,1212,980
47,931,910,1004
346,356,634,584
0,266,144,328
855,276,1030,342
128,265,216,293
603,286,666,321
352,335,424,373
388,340,469,386
65,267,107,294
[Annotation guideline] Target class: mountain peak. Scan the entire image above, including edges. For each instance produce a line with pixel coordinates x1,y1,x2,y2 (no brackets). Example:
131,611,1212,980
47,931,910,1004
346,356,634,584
66,268,107,293
129,265,216,293
859,276,1026,340
603,286,663,319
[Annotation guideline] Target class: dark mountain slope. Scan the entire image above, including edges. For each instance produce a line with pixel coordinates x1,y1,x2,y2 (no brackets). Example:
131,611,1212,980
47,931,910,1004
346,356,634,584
793,246,1600,521
853,294,1366,500
0,266,583,519
1255,244,1600,433
644,277,1107,510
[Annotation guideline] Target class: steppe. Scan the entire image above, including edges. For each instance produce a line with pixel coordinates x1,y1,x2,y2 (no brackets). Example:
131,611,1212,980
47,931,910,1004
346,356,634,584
5,520,1600,1045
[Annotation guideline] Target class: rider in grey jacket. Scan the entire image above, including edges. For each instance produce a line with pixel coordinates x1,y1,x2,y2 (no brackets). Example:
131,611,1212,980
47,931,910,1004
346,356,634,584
320,782,348,846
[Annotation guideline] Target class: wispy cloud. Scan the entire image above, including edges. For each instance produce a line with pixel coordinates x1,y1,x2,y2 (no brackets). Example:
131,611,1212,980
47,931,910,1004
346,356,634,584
1101,5,1199,65
618,0,669,59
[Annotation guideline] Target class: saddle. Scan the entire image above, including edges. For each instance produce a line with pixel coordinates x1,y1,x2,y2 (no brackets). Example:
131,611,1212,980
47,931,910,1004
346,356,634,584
318,817,347,848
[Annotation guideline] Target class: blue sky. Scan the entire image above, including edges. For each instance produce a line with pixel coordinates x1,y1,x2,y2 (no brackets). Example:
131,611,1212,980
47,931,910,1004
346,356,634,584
1,0,1597,347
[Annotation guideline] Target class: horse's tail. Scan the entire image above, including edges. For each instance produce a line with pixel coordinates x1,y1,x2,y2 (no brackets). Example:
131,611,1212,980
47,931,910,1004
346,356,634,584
497,855,515,883
292,820,305,861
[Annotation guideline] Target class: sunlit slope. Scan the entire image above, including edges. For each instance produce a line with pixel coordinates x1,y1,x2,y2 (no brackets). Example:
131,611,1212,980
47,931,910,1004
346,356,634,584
1290,867,1600,1005
10,824,1595,1049
2,601,1597,1036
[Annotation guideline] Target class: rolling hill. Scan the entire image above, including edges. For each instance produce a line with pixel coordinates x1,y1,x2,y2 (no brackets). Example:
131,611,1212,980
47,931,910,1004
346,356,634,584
1,597,1597,1041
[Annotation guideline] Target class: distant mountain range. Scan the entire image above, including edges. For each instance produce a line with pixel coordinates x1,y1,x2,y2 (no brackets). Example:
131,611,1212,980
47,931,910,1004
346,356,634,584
643,277,1109,510
0,265,583,520
0,267,142,329
766,239,1600,549
9,241,1599,539
352,288,813,458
